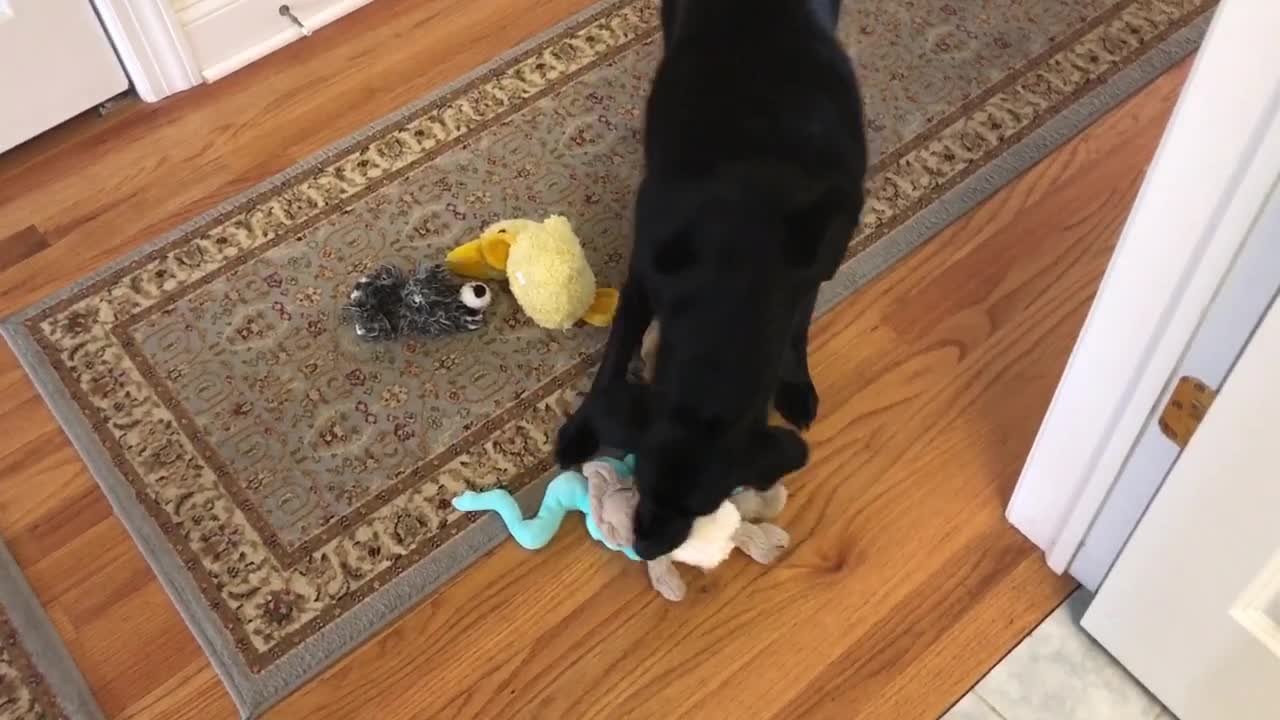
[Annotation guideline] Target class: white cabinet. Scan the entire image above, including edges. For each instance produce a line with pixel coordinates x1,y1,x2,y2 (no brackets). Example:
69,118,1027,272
0,0,129,152
175,0,374,82
0,0,376,148
82,0,372,105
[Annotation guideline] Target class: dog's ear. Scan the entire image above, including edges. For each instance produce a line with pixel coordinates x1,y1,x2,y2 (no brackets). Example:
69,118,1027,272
653,231,699,276
636,178,702,277
583,381,659,449
782,186,848,272
556,382,658,467
777,168,865,278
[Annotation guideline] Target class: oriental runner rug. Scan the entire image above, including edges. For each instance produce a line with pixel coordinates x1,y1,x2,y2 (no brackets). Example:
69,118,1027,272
2,0,1215,715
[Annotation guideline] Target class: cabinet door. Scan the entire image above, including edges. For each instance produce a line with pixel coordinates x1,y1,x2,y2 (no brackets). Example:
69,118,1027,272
0,0,129,152
177,0,373,82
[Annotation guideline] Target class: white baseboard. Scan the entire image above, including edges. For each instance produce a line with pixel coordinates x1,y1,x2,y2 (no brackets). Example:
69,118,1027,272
185,0,373,83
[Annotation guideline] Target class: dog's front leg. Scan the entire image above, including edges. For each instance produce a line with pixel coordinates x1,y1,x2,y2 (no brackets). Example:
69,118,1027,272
774,287,820,429
556,278,654,467
593,277,654,391
742,426,810,492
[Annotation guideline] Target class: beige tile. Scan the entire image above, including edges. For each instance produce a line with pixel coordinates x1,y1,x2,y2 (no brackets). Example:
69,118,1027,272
976,591,1163,720
942,693,1005,720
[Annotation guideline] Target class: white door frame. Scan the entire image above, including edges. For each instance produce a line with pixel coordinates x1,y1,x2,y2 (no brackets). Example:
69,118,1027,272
92,0,203,102
1006,0,1280,576
1069,179,1280,591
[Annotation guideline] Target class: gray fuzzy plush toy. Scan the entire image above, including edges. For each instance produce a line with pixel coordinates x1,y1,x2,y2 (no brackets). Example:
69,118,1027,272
346,264,492,341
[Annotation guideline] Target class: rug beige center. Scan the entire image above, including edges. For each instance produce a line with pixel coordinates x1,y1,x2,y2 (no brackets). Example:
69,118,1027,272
2,0,1215,715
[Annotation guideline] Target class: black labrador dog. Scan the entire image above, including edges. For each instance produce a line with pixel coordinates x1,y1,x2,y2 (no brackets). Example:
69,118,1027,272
556,0,867,559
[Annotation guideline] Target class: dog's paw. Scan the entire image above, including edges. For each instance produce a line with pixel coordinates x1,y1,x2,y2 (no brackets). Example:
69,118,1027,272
554,412,600,468
647,557,687,602
774,379,819,429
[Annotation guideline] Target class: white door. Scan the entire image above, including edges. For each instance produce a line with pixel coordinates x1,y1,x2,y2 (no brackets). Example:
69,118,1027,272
0,0,129,153
1082,295,1280,719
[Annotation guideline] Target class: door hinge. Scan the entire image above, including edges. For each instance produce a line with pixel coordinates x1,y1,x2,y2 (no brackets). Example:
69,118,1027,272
1158,376,1217,448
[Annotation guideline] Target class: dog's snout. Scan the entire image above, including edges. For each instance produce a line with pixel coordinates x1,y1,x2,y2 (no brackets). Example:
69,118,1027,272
632,499,694,560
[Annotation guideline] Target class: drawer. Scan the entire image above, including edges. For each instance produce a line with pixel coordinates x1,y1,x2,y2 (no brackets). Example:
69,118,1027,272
180,0,373,82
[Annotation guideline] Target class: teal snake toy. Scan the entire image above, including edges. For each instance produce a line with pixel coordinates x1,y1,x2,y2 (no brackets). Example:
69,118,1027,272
452,454,642,561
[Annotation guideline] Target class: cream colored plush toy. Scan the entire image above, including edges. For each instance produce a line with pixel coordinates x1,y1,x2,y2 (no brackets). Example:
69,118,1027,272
445,215,619,330
608,324,791,600
586,459,790,602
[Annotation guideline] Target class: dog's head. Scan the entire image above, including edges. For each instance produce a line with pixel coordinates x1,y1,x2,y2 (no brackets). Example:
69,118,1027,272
630,406,724,559
630,412,808,559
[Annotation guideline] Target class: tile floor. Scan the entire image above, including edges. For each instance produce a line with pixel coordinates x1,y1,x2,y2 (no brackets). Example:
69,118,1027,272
942,590,1175,720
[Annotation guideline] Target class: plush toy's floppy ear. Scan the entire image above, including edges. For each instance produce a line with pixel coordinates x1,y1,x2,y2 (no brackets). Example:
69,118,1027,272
729,484,789,522
646,556,687,602
732,522,790,565
585,461,636,549
445,230,512,281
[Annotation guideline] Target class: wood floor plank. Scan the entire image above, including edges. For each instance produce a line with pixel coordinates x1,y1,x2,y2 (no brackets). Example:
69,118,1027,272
0,225,49,272
0,0,1190,713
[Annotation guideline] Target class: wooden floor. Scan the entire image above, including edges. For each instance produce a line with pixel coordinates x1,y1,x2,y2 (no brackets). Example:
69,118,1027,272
0,0,1189,717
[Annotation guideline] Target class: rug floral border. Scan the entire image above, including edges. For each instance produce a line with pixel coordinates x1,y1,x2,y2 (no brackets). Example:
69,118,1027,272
0,609,69,720
19,0,1213,672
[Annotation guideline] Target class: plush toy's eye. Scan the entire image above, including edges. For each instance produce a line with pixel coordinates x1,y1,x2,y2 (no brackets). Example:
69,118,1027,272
460,282,491,310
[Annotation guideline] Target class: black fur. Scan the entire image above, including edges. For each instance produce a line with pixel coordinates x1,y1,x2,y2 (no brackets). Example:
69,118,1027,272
556,0,868,559
346,264,490,340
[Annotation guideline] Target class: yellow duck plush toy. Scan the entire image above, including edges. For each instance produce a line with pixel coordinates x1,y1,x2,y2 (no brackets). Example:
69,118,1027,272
445,215,619,330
